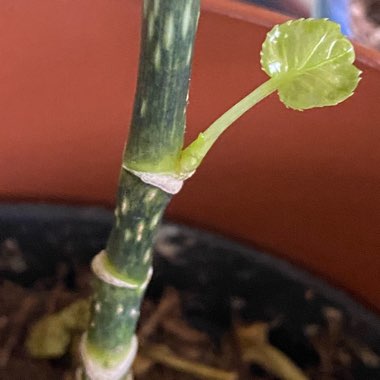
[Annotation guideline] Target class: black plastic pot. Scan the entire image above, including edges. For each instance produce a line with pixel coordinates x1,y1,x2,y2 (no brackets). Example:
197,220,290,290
1,203,379,379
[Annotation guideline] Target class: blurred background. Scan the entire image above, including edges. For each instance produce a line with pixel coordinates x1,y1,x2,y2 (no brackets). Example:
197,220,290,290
245,0,380,50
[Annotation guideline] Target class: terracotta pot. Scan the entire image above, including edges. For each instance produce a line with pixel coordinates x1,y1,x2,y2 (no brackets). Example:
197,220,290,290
1,0,380,312
1,204,380,379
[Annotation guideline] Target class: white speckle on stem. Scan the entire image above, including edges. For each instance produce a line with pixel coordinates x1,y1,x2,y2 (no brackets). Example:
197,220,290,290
124,229,132,242
116,304,124,315
148,14,155,40
130,308,139,318
164,14,175,49
136,222,145,242
140,99,147,116
150,213,161,229
154,43,161,70
143,249,151,263
114,208,120,227
186,46,192,65
95,302,101,313
145,188,158,202
182,2,192,39
153,0,160,17
121,198,129,215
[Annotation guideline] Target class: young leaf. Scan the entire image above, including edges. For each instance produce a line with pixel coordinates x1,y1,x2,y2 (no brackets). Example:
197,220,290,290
261,18,361,110
178,18,362,176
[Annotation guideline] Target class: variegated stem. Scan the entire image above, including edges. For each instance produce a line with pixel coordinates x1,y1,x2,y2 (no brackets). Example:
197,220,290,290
81,1,200,379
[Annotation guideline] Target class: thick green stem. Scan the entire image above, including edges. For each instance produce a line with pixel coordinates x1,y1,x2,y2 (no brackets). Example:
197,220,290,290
83,0,200,378
86,173,170,365
125,0,200,174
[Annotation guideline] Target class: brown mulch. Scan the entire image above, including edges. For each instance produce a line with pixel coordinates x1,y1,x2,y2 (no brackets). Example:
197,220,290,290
1,262,379,380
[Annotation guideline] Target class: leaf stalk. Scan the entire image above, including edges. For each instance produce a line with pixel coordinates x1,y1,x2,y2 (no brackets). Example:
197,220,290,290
178,77,280,175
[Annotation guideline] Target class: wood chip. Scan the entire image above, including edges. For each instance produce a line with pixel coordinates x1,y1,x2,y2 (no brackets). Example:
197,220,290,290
162,317,209,344
141,343,238,380
236,322,310,380
139,288,180,342
0,295,39,368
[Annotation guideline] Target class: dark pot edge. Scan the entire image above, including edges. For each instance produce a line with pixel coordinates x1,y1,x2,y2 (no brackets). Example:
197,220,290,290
1,202,379,337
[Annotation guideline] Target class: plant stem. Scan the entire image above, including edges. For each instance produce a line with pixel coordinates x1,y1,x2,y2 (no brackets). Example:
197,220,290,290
82,0,200,378
125,0,200,174
178,77,280,175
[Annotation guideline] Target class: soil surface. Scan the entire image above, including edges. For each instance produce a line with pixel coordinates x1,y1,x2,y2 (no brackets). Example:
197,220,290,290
0,207,379,380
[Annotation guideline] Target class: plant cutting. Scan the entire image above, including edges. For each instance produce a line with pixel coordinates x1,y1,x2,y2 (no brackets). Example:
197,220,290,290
73,1,361,379
3,1,360,379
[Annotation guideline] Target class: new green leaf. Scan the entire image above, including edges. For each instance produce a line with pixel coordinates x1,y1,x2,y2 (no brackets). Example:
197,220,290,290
178,18,361,175
261,18,361,110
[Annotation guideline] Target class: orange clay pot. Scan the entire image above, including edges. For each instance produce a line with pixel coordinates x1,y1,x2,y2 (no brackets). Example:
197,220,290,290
1,0,379,312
